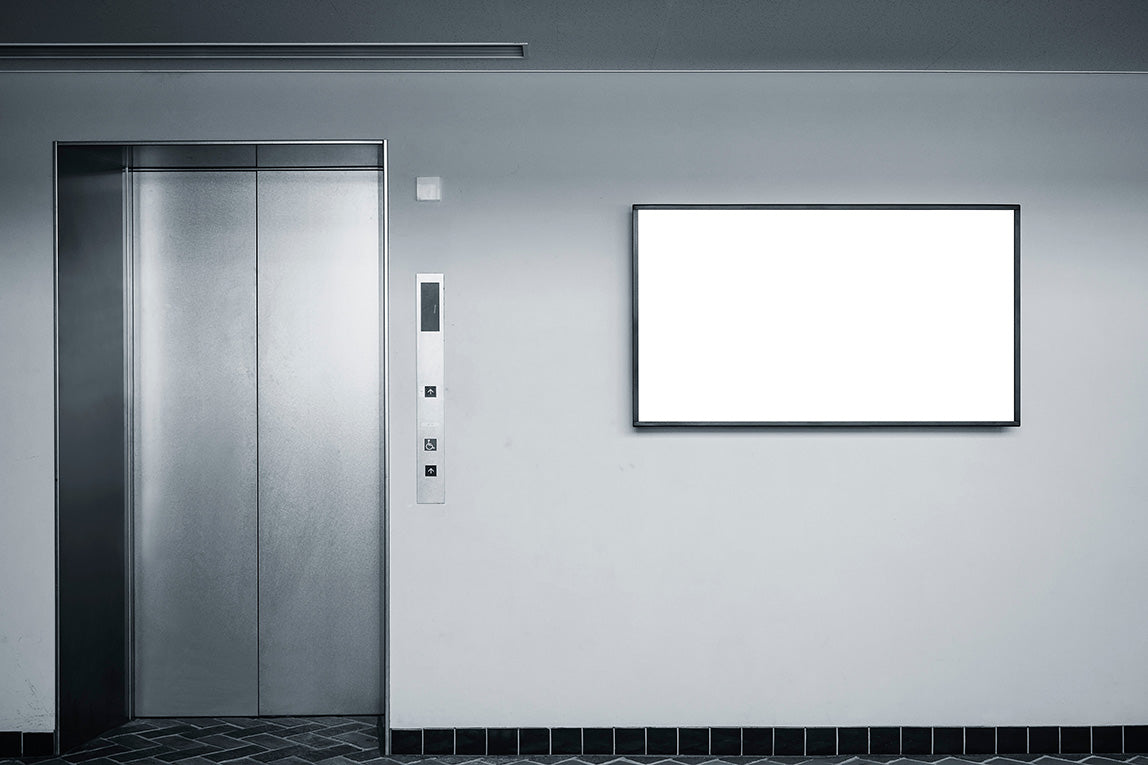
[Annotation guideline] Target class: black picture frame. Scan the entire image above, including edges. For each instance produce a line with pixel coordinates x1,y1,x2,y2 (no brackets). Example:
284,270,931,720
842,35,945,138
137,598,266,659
631,204,1021,428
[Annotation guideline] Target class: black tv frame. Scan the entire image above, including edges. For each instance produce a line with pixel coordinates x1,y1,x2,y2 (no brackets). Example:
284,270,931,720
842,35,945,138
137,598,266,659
631,203,1021,428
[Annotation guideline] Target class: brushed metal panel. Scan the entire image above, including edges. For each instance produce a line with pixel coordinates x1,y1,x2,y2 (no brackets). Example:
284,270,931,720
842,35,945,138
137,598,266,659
56,145,129,751
132,170,259,716
131,144,256,170
256,143,381,169
256,170,381,715
416,274,445,504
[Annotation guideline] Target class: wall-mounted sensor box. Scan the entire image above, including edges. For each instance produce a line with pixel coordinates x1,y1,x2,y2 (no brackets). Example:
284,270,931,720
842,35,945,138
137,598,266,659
416,176,442,201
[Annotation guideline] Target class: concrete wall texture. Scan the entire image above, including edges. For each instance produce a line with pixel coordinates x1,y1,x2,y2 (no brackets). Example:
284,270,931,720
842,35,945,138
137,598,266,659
1,72,1146,732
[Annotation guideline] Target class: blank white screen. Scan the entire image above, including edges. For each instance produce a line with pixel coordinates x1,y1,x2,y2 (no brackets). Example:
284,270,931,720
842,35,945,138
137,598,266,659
635,207,1017,424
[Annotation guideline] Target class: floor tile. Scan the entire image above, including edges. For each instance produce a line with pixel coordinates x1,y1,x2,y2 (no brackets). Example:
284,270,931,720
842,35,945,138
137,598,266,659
203,746,266,762
42,723,1146,765
329,733,378,750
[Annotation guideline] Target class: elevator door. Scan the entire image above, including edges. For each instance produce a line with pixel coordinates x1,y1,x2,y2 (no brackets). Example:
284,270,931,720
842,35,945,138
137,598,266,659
133,168,382,716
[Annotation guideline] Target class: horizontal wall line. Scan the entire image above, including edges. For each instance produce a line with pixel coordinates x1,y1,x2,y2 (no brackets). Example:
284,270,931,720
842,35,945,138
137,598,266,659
0,42,529,61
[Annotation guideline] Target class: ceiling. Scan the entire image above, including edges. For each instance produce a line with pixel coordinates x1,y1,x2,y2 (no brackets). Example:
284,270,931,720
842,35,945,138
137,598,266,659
3,0,1148,72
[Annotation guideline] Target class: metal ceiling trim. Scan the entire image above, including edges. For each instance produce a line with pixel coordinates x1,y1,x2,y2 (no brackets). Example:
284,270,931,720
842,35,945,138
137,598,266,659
0,42,529,63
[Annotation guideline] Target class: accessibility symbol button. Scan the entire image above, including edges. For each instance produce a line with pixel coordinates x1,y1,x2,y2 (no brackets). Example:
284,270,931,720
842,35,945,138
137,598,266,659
424,465,437,477
424,386,437,398
424,438,437,451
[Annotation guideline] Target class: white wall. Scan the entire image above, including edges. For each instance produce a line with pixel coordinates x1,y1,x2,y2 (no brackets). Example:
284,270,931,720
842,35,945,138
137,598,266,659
1,72,1146,732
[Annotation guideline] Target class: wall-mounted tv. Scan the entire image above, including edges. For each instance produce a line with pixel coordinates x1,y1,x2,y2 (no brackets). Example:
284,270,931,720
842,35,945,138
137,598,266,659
632,204,1019,427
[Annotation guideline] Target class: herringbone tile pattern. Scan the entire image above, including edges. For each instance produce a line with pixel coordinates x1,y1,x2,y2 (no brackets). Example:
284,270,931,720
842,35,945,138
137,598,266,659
1,717,382,765
3,719,1147,765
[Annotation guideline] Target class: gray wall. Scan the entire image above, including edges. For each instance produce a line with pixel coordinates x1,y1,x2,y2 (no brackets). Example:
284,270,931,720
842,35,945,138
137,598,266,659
1,71,1146,731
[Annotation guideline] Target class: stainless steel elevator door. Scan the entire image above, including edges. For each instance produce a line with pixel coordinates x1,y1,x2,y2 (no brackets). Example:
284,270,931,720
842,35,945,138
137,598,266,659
133,168,381,717
133,171,260,715
256,171,381,714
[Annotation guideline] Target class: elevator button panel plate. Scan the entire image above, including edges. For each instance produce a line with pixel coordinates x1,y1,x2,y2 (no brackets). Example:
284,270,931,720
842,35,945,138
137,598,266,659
417,274,445,503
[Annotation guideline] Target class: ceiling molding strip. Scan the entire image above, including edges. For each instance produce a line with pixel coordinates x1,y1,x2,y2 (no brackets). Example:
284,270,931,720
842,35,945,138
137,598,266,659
0,42,528,69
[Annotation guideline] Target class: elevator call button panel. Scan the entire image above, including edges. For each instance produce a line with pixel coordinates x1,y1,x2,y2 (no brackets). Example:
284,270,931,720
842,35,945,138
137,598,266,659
416,274,445,503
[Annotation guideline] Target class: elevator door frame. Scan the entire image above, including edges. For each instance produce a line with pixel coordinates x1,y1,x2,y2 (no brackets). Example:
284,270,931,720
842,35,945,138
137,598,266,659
53,140,391,754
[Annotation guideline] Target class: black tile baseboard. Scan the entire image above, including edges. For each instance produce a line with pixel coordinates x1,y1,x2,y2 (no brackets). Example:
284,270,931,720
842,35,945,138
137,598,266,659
0,732,21,758
386,724,1148,755
998,725,1027,754
454,727,485,755
870,726,901,755
678,727,708,755
582,727,612,754
1030,726,1059,754
647,727,676,755
902,726,932,755
742,727,773,756
0,731,56,758
934,726,963,755
614,727,644,755
838,726,868,755
519,727,549,755
421,728,453,755
710,726,741,755
389,728,422,754
966,726,996,754
486,727,517,755
1094,725,1123,754
551,727,581,754
1127,726,1148,753
1062,726,1090,754
806,727,835,756
774,727,803,756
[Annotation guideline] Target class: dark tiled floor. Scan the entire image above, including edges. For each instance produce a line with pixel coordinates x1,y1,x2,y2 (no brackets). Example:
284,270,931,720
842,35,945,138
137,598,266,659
3,720,1147,765
1,717,383,765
